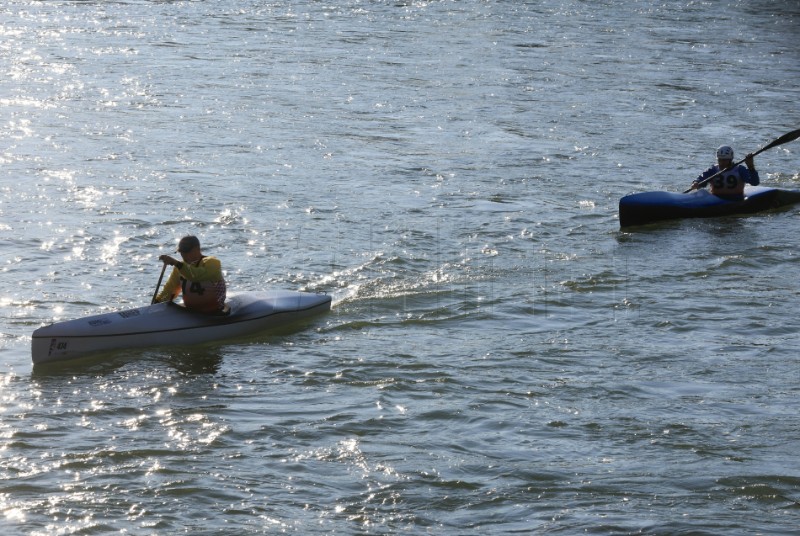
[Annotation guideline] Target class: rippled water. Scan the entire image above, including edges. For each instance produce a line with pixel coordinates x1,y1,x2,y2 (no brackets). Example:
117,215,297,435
2,0,800,534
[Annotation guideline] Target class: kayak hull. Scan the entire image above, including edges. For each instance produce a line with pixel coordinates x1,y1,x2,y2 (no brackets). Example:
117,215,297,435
619,186,800,227
31,290,332,365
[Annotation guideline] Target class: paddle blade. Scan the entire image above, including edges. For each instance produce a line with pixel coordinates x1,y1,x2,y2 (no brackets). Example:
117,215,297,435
756,127,800,155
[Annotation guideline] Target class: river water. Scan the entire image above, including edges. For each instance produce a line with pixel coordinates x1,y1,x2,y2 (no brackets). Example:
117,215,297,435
2,1,799,534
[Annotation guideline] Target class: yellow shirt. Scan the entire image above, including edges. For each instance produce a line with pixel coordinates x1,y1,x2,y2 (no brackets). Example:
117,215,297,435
155,256,227,313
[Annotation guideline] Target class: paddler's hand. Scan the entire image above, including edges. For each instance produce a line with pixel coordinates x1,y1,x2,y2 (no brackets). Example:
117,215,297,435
744,153,755,170
159,254,180,266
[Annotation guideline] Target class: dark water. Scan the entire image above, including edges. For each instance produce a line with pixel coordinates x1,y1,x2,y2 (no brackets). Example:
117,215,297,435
1,0,799,533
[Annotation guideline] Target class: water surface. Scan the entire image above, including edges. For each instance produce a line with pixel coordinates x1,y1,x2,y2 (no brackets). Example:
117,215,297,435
2,0,799,533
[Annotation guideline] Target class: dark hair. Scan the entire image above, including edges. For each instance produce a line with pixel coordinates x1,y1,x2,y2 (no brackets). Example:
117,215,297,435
177,235,200,253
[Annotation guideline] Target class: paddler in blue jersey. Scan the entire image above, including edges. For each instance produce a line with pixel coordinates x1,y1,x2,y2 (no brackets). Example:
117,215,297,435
689,145,759,200
155,235,228,314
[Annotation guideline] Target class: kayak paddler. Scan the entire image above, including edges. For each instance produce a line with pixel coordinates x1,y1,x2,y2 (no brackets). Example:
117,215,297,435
155,235,228,314
689,145,759,200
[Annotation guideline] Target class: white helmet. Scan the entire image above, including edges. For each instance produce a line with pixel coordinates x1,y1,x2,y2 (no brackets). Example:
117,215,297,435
716,145,734,160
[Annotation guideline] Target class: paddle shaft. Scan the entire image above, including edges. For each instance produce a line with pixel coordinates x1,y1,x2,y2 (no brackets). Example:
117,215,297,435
151,262,168,304
683,127,800,194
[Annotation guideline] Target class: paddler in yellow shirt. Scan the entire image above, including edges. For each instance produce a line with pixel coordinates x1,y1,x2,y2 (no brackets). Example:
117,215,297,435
154,235,228,314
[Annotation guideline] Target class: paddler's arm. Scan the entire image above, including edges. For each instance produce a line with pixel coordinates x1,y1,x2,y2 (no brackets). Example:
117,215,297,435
689,166,715,191
178,256,223,281
154,265,182,303
159,255,223,282
744,153,759,186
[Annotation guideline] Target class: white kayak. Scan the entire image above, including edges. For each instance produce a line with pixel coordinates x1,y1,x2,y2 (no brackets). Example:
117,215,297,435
31,290,332,365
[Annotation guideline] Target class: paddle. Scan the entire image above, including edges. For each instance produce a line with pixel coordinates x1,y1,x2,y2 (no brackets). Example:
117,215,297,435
151,262,168,304
683,127,800,193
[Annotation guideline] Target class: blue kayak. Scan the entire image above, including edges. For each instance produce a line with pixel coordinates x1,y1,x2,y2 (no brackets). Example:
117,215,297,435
619,186,800,227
